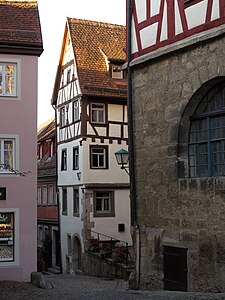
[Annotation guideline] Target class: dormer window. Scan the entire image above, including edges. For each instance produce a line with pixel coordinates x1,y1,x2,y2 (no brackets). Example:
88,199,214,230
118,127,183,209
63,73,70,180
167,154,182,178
111,65,123,79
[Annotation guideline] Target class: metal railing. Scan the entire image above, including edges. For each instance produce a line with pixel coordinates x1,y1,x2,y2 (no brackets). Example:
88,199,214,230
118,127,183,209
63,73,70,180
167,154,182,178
87,229,134,266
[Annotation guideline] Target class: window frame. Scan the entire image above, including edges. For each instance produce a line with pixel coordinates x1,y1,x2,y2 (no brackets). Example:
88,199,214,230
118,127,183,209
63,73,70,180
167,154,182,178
93,191,115,217
62,188,67,215
189,82,225,177
73,146,79,170
37,186,41,206
0,58,21,100
0,135,19,175
73,189,79,217
90,145,108,169
72,100,79,122
60,106,66,128
111,64,123,79
90,103,106,124
61,149,67,171
48,185,53,206
0,212,15,262
42,185,47,206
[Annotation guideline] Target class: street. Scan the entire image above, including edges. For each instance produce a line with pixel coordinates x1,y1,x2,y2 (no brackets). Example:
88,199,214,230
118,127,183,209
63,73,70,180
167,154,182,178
1,273,225,300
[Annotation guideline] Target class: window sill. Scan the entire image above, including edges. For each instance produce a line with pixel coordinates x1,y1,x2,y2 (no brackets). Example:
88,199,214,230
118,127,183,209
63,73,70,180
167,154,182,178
93,212,115,218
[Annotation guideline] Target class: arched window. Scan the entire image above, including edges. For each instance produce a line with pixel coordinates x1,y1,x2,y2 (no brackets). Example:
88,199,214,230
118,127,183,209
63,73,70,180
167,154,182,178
189,82,225,177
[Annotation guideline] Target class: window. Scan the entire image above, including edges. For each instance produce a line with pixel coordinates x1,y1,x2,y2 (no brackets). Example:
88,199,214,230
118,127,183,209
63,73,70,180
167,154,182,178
93,191,115,217
0,138,15,172
73,101,79,122
37,186,41,206
189,82,225,177
0,63,16,96
0,213,14,261
111,65,123,79
60,106,66,127
48,185,53,205
48,141,54,158
38,225,43,247
42,186,47,206
61,149,67,171
73,147,79,170
62,188,67,215
90,103,105,123
73,189,79,216
67,69,71,84
90,145,108,169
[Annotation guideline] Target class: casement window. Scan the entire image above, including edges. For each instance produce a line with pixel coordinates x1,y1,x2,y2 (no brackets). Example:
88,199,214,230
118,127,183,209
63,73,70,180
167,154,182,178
48,141,54,158
73,189,79,217
62,188,67,215
42,186,47,206
60,106,66,127
37,186,41,206
73,100,79,122
189,82,225,177
93,191,115,217
90,145,108,169
61,149,67,171
111,65,123,79
0,138,15,172
0,213,14,261
48,185,53,206
73,147,79,170
0,63,16,97
91,103,106,124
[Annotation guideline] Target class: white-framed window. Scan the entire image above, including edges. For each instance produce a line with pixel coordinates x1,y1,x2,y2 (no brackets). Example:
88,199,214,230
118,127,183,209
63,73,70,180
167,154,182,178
61,149,67,171
91,103,106,123
73,189,79,216
0,212,14,262
48,185,53,205
93,191,115,217
73,147,79,170
42,186,47,206
90,145,108,169
60,106,66,127
73,100,79,122
111,65,123,79
0,63,16,96
37,186,41,206
0,135,19,174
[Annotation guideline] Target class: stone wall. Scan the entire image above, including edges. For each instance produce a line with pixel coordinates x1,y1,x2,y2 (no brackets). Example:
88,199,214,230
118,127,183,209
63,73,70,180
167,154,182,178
132,33,225,292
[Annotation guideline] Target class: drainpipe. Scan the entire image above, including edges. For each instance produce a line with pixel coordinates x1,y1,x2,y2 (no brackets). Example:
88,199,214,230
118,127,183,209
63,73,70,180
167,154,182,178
52,104,62,274
127,0,140,289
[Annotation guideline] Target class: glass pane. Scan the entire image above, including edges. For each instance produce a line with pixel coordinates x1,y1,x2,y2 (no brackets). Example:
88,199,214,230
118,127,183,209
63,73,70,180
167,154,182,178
4,141,13,169
103,198,110,211
98,154,104,167
96,199,102,211
5,65,15,95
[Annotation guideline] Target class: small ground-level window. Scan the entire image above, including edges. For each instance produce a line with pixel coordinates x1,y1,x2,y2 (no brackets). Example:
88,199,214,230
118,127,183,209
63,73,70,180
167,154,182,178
0,213,14,262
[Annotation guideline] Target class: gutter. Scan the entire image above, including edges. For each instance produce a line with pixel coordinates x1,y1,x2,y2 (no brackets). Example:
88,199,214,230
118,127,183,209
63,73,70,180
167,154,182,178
52,104,62,273
127,0,140,289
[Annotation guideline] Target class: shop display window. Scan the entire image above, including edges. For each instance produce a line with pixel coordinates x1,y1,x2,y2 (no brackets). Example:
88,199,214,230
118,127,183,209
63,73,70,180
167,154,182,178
0,213,14,262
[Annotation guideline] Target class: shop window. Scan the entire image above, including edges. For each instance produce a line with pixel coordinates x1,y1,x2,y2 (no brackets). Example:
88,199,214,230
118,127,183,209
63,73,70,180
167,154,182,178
0,213,14,262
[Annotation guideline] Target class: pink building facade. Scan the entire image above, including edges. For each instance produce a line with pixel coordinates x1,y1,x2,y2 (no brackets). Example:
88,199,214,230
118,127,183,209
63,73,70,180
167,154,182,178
0,1,43,281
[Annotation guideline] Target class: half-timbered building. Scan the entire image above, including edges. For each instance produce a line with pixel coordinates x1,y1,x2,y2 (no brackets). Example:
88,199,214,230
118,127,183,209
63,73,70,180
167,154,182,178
127,0,225,293
52,18,131,274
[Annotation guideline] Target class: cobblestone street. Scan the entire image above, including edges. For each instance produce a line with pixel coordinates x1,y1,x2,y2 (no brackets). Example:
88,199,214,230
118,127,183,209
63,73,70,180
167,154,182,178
1,273,225,300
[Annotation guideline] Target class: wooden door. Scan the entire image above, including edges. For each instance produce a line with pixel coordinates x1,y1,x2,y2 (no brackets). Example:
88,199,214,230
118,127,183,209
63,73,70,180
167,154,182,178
164,246,187,291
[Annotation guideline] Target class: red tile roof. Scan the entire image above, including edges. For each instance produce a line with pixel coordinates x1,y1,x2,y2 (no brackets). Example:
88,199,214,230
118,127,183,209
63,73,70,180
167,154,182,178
67,18,127,99
0,0,43,56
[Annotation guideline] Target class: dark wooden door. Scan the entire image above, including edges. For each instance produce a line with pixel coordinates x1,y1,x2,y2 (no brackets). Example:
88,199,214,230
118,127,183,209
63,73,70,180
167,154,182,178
164,246,187,291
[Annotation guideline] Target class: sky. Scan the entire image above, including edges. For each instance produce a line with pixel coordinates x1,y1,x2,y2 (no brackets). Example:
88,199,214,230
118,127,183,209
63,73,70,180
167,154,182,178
37,0,126,126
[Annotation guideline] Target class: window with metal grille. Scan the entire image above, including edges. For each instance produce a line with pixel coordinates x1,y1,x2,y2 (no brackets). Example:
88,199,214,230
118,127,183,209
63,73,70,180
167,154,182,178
189,82,225,177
